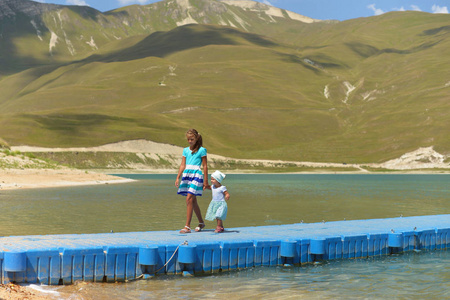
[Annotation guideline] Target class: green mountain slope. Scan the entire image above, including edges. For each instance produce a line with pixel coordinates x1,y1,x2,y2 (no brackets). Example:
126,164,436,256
0,0,448,163
0,0,324,73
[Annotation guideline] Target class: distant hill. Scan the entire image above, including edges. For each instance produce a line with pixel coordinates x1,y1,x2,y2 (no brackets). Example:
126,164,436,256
0,0,448,163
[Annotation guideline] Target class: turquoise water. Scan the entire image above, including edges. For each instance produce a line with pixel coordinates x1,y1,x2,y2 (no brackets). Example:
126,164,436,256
47,250,449,299
1,174,449,298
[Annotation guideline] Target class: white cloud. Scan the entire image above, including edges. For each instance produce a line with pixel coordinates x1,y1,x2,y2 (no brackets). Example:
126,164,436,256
432,5,449,14
410,5,422,11
66,0,89,6
396,6,406,11
262,0,273,5
118,0,151,5
367,4,385,16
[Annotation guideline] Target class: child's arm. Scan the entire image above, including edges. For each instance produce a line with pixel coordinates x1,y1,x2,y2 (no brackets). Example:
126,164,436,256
224,190,230,201
175,156,186,187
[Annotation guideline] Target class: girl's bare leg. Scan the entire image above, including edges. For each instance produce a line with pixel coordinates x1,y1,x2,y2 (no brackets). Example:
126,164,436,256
192,196,204,224
185,194,195,228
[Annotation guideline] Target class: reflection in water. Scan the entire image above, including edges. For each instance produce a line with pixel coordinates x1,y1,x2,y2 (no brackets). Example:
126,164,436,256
1,174,449,298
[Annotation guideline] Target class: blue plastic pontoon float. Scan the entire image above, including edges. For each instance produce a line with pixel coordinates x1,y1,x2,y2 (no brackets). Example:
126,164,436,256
0,215,448,285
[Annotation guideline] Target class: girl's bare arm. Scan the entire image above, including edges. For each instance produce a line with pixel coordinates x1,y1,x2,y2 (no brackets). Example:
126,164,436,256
175,156,186,187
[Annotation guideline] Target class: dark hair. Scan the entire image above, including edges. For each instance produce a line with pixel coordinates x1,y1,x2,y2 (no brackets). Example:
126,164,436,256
186,128,203,154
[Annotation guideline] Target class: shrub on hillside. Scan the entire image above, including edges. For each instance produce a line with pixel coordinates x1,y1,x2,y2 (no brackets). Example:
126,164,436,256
0,138,10,150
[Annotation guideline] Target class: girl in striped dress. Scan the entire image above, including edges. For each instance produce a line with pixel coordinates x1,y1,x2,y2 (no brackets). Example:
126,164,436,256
175,129,209,233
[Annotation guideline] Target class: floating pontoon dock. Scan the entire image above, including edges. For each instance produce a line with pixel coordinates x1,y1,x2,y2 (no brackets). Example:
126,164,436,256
1,215,449,285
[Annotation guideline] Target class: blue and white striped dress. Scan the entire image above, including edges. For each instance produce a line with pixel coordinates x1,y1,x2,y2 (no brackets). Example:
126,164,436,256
177,146,207,196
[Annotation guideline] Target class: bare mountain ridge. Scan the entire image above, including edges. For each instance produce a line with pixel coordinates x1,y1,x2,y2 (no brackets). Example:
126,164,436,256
0,0,63,18
0,0,322,71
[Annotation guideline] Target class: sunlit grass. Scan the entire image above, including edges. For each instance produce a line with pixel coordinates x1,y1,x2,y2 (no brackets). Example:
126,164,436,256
0,10,449,164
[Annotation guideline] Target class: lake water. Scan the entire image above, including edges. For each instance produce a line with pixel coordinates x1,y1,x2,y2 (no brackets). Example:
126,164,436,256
0,174,449,299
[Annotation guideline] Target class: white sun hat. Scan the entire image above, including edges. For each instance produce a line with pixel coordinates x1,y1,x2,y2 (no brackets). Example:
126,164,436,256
211,170,226,183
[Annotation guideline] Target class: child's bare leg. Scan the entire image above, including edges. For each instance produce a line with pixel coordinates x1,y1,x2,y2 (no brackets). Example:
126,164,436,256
214,219,224,232
217,219,223,228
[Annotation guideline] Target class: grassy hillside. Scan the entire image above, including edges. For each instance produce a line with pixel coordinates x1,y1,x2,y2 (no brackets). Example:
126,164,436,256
0,24,341,152
0,1,449,163
0,0,323,74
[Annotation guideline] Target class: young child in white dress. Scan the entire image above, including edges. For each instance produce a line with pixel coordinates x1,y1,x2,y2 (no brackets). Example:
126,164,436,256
205,170,230,233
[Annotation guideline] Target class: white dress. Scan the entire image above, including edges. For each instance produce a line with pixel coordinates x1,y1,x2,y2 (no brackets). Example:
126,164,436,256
205,185,228,221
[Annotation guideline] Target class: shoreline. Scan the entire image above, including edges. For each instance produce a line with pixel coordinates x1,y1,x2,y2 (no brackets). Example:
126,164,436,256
1,141,448,191
0,167,448,191
0,169,135,191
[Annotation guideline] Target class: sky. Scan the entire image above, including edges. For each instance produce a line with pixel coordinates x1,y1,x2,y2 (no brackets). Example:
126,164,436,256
35,0,449,21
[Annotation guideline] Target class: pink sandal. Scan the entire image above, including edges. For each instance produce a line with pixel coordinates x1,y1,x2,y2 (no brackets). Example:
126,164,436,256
214,226,224,233
179,226,191,233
